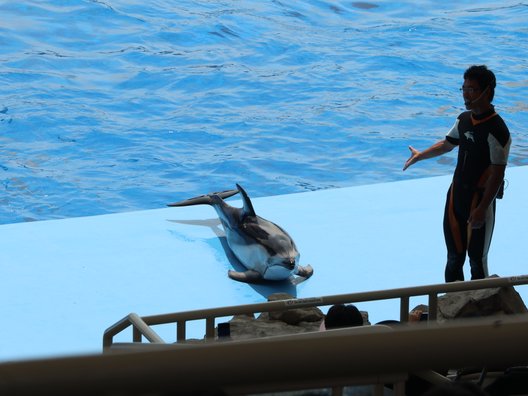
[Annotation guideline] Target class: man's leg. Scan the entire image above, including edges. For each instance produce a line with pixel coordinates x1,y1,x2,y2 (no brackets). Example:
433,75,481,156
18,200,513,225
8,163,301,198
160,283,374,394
468,200,496,280
443,186,467,282
445,253,466,282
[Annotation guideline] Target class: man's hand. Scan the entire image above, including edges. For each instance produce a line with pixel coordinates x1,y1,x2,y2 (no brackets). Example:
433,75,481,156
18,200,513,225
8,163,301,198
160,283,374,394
403,146,421,171
403,140,455,171
468,207,486,229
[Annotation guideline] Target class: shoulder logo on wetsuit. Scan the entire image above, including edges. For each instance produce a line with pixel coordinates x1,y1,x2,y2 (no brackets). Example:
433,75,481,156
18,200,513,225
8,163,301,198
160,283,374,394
464,131,475,143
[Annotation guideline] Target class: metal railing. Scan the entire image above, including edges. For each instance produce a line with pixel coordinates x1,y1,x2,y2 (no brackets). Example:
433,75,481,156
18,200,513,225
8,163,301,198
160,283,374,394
2,315,528,396
103,274,528,349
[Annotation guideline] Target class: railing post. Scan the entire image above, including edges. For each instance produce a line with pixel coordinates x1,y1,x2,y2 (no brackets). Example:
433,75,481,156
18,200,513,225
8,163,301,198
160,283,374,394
400,296,410,323
177,321,186,342
133,326,142,343
205,317,215,340
102,333,113,350
428,293,438,321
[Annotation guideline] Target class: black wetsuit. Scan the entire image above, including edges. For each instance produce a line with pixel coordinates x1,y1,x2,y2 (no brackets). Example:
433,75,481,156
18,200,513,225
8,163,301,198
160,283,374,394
443,107,511,282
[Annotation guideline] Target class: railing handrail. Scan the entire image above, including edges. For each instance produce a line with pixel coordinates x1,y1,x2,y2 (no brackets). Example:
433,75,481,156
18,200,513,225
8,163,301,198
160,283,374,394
142,275,528,324
103,274,528,349
103,313,164,348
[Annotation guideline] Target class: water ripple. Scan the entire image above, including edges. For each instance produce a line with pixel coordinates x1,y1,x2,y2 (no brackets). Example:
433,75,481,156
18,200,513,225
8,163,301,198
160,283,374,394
0,0,527,224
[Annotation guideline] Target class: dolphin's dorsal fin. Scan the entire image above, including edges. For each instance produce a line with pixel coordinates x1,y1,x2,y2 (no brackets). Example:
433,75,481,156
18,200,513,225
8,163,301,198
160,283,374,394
236,183,256,217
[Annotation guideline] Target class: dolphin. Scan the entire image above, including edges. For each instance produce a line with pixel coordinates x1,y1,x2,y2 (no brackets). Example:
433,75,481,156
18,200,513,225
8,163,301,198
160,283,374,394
167,184,313,283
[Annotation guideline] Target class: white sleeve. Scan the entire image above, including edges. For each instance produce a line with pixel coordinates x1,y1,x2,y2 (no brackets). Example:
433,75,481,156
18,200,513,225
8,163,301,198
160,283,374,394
489,134,511,165
446,119,460,141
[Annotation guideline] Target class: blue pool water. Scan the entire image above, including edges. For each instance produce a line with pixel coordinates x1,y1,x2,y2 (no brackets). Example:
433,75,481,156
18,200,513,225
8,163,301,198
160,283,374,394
1,1,527,224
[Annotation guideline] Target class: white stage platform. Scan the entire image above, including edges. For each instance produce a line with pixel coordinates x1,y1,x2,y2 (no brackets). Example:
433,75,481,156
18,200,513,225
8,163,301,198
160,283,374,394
1,166,527,361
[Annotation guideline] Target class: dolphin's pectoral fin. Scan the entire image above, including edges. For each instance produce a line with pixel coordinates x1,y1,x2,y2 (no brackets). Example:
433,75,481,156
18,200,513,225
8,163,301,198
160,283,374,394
228,269,263,283
295,264,314,279
289,264,314,286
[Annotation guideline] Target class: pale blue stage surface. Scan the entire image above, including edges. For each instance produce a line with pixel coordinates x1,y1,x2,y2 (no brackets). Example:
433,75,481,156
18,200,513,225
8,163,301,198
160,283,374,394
1,166,527,362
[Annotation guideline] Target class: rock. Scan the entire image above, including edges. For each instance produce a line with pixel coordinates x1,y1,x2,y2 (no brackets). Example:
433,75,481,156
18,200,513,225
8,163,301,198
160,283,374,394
265,293,324,325
437,278,528,321
228,314,321,340
225,293,324,340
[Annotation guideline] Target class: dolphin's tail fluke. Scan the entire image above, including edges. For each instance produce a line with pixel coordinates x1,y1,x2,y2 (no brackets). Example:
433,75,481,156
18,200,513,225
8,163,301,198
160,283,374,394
167,189,239,207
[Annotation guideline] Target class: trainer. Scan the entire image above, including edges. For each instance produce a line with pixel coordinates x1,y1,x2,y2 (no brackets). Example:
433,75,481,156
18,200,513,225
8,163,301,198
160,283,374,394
403,65,511,282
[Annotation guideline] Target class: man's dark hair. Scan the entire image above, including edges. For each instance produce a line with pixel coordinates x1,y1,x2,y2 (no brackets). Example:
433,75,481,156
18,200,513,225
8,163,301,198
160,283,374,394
464,65,496,102
324,304,364,329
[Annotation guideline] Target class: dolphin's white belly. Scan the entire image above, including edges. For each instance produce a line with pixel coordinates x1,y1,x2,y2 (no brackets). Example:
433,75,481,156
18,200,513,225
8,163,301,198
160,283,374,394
225,230,298,280
225,229,269,274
